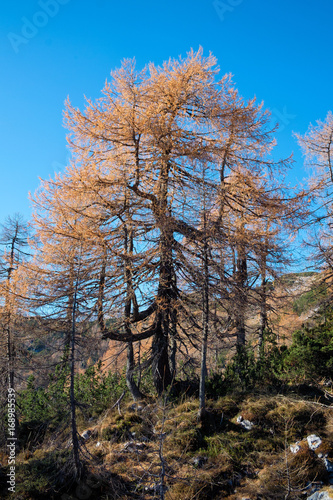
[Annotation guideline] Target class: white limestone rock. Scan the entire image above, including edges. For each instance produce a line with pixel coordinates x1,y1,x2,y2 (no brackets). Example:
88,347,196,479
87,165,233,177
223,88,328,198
290,443,301,454
307,434,322,450
236,415,254,430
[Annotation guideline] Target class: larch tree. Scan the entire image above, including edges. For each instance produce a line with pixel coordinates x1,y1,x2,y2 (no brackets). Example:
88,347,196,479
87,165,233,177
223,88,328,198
62,50,218,394
0,214,29,446
29,183,109,479
0,214,29,390
296,112,333,279
31,163,150,401
296,112,333,187
197,162,214,419
38,48,292,395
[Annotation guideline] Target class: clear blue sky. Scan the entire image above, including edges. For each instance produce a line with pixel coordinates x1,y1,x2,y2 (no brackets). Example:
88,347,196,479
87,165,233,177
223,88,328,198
1,0,332,224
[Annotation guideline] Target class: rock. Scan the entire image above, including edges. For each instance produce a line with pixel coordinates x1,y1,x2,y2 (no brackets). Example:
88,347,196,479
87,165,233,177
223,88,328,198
144,483,168,494
241,419,254,431
123,441,135,451
191,456,208,468
305,481,324,495
123,441,147,452
323,458,333,473
307,491,333,500
130,403,144,412
81,430,91,440
307,434,322,450
236,415,254,430
306,481,324,493
145,485,156,493
290,443,301,454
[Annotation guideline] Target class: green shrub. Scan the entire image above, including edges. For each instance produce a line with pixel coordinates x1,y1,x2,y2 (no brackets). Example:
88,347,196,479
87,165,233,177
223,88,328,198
19,365,70,428
283,316,333,382
209,307,333,390
74,362,127,417
206,372,227,398
223,345,257,391
19,363,127,425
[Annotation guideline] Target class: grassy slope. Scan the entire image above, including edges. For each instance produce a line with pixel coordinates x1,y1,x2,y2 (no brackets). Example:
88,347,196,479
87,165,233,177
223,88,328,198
2,271,333,499
3,387,333,499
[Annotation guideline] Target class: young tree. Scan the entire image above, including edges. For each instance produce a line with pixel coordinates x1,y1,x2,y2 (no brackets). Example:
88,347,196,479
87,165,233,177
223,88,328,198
296,112,333,187
28,191,106,479
0,214,29,448
296,112,333,272
0,214,29,390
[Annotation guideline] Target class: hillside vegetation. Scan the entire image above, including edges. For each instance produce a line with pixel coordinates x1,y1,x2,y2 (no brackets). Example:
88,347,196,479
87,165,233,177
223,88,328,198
1,286,333,500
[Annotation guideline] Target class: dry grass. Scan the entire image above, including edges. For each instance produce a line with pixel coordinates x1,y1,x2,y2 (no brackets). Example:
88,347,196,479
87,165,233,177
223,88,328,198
5,391,333,499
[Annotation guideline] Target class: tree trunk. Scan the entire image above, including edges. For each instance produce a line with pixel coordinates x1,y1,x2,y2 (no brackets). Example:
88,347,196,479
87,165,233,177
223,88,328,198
169,325,177,382
97,248,107,334
70,251,82,480
258,251,268,352
1,216,28,446
5,311,14,391
137,341,142,389
6,233,17,391
169,267,178,381
152,316,172,396
235,245,247,346
126,341,144,401
124,207,144,401
152,222,174,395
198,216,209,420
151,160,174,395
64,261,75,365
